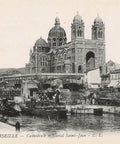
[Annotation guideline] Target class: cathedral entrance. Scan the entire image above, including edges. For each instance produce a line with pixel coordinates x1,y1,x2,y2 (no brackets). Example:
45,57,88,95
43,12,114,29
86,51,95,71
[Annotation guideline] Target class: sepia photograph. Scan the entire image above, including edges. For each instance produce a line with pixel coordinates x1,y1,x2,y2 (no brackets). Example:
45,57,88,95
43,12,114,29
0,0,120,143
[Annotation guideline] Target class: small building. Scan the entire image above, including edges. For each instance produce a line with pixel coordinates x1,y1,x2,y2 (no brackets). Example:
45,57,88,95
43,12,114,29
86,68,101,88
101,69,120,88
108,69,120,88
104,60,120,74
101,74,110,87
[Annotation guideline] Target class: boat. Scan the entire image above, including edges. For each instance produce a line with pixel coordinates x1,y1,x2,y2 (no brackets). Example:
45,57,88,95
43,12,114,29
0,99,21,117
20,102,67,119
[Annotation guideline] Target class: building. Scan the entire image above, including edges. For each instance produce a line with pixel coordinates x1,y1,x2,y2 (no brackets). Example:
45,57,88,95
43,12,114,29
108,69,120,87
101,69,120,88
101,60,120,87
86,68,101,88
101,74,110,87
25,13,105,74
105,60,120,74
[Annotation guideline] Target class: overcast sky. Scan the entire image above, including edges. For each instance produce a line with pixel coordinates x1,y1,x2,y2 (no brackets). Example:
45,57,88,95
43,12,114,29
0,0,120,68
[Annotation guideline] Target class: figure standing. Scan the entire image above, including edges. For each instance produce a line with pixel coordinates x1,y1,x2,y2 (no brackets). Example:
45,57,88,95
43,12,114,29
55,89,60,105
15,121,20,132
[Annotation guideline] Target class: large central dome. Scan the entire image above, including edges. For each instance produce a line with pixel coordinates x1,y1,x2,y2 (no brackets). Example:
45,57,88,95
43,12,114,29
48,17,67,48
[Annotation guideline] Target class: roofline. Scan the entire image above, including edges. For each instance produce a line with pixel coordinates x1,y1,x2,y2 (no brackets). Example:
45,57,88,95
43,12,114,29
0,73,85,79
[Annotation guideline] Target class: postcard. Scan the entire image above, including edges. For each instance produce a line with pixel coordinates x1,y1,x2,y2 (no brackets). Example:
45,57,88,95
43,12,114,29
0,0,120,144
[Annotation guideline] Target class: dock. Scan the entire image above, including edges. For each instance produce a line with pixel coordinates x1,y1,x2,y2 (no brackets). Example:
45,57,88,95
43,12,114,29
66,104,120,115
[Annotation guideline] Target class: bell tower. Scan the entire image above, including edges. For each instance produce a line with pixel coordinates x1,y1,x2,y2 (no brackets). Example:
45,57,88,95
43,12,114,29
92,15,105,40
71,12,85,40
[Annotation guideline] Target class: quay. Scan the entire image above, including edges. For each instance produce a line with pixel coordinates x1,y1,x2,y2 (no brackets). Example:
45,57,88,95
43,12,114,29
0,121,15,132
66,104,120,115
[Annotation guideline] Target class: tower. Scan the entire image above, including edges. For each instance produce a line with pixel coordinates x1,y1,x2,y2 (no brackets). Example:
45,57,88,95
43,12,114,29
92,15,105,40
71,12,85,40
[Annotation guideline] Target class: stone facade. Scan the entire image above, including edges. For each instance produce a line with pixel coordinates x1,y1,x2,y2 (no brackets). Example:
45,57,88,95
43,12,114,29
25,13,105,74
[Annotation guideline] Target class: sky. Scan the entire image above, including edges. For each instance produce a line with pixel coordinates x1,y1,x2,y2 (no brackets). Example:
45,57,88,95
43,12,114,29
0,0,120,68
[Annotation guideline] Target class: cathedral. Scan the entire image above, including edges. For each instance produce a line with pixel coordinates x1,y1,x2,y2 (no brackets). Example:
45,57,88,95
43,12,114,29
25,13,105,74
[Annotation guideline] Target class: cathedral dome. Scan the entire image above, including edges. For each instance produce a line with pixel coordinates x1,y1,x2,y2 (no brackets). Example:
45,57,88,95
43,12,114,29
73,12,83,24
48,17,66,38
94,16,103,24
35,37,48,47
48,17,67,47
48,26,66,38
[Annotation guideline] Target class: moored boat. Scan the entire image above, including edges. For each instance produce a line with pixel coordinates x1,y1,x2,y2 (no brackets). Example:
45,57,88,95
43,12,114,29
20,104,67,119
0,99,21,117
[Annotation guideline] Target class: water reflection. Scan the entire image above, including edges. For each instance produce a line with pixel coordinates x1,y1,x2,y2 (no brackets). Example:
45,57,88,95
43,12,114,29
8,114,120,136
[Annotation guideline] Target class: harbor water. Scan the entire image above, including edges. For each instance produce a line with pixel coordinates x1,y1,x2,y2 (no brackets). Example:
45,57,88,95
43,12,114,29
6,114,120,137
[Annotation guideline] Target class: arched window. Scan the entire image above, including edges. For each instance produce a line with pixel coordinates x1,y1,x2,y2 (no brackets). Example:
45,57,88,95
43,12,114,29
53,38,56,41
59,38,62,46
80,30,82,36
98,31,101,38
59,38,62,41
53,43,56,46
94,30,97,39
77,30,82,37
59,43,62,46
100,31,103,38
41,56,47,66
98,30,103,38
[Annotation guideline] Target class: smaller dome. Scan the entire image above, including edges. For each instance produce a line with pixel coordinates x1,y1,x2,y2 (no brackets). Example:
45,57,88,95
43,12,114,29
73,12,83,24
35,37,48,47
94,16,103,24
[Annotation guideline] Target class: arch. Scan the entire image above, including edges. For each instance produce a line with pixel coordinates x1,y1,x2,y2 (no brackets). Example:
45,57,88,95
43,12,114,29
94,30,97,39
86,51,95,71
